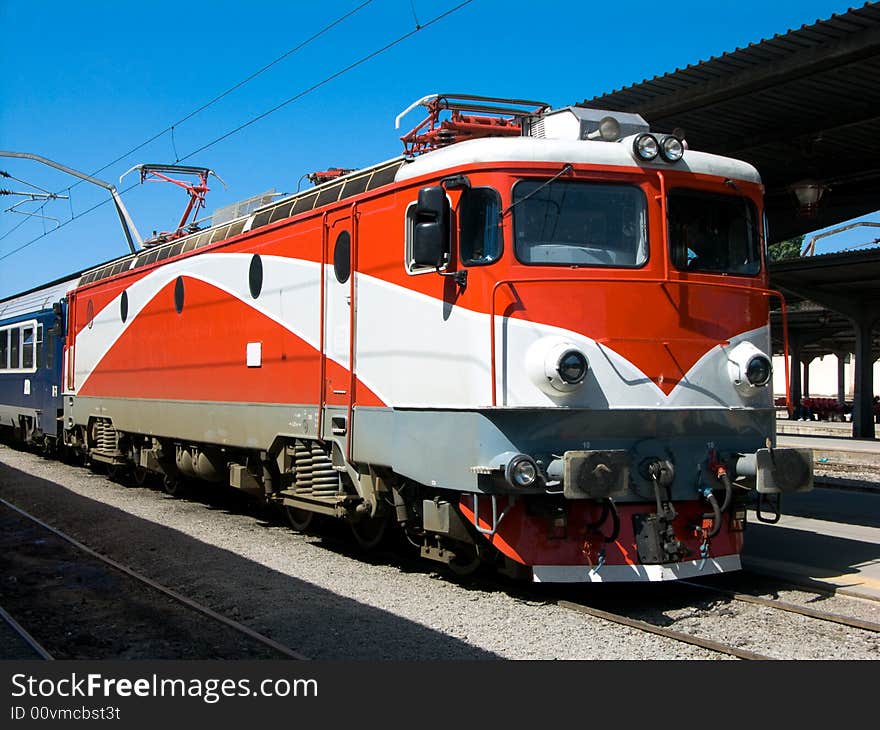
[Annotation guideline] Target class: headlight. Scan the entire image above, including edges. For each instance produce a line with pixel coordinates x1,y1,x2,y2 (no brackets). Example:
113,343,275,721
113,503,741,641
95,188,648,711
585,116,622,142
557,349,589,385
506,454,539,488
633,133,659,161
746,355,772,386
726,341,773,397
659,135,684,162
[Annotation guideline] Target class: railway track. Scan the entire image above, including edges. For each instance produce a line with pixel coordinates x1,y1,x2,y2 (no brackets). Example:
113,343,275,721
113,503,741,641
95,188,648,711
681,579,880,632
557,599,773,660
557,576,880,661
0,604,53,660
0,497,309,661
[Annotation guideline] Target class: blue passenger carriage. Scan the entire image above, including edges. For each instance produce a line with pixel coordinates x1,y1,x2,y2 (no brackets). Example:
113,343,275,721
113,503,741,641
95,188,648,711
0,277,73,449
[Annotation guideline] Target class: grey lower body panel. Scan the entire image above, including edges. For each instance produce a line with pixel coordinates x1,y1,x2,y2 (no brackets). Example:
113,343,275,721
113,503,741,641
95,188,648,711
353,406,776,498
67,396,319,450
0,405,40,430
66,398,777,500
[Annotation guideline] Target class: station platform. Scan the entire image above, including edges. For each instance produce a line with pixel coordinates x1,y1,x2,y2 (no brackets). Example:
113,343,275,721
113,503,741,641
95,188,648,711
776,417,880,470
745,419,880,600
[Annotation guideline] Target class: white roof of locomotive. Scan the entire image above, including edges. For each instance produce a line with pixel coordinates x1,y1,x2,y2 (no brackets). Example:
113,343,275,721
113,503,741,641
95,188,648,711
394,136,762,185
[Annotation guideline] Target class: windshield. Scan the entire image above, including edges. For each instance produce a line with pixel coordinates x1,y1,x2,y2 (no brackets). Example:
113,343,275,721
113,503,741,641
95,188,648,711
668,189,761,275
513,180,648,267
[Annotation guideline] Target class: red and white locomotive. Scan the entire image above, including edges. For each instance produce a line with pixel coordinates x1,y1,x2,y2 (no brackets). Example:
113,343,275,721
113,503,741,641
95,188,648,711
57,94,812,581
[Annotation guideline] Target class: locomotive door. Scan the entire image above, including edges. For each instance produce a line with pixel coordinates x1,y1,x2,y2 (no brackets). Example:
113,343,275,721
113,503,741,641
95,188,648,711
322,211,355,445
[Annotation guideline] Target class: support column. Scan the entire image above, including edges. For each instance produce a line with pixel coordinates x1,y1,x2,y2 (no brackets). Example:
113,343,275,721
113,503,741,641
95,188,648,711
851,317,876,439
789,334,803,420
802,355,814,398
835,351,847,406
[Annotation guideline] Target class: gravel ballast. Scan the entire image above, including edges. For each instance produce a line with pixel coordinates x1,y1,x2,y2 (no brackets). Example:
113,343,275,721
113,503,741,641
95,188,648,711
1,444,876,660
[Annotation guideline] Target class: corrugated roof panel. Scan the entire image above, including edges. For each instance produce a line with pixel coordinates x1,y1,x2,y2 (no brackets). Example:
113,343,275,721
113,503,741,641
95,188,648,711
582,3,880,109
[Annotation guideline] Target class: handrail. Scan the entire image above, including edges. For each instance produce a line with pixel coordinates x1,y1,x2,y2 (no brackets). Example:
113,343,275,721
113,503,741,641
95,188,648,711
489,276,788,407
348,202,359,462
318,211,328,439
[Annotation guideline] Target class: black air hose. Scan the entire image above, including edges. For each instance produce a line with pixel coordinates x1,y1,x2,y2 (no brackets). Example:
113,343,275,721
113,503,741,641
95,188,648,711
604,499,620,543
705,492,722,538
585,499,620,543
717,469,733,514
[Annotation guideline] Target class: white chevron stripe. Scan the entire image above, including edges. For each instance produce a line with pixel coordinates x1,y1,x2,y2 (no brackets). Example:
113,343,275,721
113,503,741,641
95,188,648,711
73,252,771,411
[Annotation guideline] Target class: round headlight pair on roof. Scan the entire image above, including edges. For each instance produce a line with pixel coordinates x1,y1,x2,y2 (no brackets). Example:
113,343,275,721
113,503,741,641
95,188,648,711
633,133,685,163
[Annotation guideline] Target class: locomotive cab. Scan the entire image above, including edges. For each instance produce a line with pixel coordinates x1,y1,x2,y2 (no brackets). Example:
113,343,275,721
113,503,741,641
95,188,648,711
384,96,813,580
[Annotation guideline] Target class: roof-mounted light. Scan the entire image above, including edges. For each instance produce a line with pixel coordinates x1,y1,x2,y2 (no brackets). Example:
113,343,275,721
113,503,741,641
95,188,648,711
633,133,659,161
659,135,685,162
585,116,621,142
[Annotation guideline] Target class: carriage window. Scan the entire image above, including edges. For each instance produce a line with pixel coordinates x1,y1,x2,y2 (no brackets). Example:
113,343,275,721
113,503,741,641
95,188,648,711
668,189,760,275
460,187,501,266
21,326,34,369
513,180,648,267
10,328,20,369
36,324,44,369
0,329,7,369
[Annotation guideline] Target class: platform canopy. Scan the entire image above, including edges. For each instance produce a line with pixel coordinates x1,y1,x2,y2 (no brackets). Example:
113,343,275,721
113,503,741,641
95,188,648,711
769,247,880,357
579,2,880,244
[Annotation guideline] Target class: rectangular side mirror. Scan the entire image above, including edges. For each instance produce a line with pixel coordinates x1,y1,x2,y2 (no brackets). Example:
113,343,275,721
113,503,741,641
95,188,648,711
412,221,445,267
411,186,450,268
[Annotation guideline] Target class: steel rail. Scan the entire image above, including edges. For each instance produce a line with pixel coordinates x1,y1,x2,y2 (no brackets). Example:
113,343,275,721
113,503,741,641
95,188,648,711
0,497,309,660
0,604,54,660
680,580,880,633
557,600,773,660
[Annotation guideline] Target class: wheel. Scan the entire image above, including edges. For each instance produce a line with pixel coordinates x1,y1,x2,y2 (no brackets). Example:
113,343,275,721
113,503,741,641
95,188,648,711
447,543,485,577
132,465,149,486
163,475,183,496
285,506,315,532
106,463,128,482
350,513,388,550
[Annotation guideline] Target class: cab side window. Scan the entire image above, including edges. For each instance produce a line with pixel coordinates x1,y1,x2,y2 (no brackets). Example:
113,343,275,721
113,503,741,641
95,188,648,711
460,188,501,266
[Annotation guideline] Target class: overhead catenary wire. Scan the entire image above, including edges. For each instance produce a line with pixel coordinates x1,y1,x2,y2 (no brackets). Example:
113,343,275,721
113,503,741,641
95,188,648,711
0,170,57,197
61,1,376,190
0,1,375,245
0,0,475,263
0,181,141,263
179,1,474,161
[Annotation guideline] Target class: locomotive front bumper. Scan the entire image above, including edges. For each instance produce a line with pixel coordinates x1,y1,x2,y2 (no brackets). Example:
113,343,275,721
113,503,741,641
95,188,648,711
555,446,813,499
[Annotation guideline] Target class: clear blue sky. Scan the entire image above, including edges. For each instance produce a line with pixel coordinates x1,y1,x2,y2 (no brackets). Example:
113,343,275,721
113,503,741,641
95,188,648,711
0,0,873,298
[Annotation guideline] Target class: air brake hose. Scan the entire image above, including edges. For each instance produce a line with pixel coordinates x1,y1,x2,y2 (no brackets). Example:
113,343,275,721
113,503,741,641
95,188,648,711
604,499,620,544
584,499,610,529
584,498,620,543
704,491,722,538
716,469,733,514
